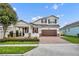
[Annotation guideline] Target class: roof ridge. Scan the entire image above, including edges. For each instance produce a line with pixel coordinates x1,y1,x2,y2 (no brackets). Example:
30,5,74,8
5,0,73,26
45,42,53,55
18,20,29,24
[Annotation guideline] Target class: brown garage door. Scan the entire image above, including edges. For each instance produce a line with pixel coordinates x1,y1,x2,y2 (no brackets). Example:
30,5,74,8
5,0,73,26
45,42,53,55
41,30,57,36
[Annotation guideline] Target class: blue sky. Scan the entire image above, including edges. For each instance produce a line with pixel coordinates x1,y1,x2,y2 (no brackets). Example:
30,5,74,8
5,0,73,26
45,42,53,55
10,3,79,27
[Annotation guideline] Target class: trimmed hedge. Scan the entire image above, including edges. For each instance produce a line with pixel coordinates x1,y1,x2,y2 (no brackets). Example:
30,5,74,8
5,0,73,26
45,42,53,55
0,37,39,42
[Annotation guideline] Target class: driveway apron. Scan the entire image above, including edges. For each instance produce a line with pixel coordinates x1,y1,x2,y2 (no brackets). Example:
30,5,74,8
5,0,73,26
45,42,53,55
24,37,79,56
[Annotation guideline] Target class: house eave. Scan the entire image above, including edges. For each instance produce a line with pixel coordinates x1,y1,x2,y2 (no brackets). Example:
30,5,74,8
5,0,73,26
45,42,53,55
31,23,59,28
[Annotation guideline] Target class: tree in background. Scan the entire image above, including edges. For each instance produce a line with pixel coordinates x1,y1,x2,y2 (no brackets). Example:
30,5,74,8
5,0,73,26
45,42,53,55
0,3,18,39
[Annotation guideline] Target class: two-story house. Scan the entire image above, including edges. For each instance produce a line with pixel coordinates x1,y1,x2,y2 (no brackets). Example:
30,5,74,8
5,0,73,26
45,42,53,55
0,15,59,39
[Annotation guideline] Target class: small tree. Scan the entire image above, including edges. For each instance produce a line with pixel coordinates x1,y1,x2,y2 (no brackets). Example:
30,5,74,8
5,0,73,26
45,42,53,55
0,3,18,39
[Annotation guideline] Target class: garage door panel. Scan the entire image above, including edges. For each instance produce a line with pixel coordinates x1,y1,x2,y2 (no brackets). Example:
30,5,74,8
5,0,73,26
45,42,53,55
41,30,57,36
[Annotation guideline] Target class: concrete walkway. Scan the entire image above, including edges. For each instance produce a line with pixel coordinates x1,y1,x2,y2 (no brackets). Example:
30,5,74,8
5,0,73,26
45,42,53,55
24,44,79,56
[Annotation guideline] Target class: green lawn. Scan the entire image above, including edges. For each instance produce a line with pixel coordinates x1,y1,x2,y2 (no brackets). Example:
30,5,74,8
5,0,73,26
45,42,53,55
0,41,39,44
63,36,79,44
0,46,36,54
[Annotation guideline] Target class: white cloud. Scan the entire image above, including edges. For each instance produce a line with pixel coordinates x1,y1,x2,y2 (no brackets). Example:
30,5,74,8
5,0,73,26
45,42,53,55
51,3,64,10
45,6,48,9
13,7,16,11
45,3,64,10
57,14,64,18
32,16,42,21
52,4,59,10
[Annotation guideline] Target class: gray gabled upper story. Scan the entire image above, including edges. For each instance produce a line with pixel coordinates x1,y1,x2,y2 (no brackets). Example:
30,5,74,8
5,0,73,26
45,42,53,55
32,15,59,25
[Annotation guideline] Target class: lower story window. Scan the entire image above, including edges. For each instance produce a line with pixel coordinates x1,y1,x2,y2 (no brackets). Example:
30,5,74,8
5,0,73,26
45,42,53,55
33,27,38,33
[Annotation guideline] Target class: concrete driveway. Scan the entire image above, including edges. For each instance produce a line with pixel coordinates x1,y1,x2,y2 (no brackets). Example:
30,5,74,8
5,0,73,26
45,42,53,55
24,44,79,56
39,36,68,44
24,37,79,56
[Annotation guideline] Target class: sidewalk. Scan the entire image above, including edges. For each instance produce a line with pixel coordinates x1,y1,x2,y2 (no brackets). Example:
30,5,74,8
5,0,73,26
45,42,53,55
0,44,38,46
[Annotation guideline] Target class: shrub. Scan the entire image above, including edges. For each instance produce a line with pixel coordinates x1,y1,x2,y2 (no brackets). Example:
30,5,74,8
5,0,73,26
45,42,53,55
0,37,39,42
26,37,39,41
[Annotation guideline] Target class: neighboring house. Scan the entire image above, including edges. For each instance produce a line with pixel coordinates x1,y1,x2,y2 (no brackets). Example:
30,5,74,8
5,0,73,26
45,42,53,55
0,15,59,39
60,21,79,36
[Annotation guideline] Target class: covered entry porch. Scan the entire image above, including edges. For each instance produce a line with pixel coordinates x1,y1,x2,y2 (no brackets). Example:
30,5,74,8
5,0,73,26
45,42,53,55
8,26,30,38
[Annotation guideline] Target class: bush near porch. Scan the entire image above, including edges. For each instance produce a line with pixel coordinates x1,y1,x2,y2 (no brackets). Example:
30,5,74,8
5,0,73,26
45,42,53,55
0,37,39,44
0,37,39,41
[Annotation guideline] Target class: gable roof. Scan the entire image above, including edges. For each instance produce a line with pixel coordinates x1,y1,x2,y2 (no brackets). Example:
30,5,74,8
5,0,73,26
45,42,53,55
32,15,59,23
60,21,79,30
18,20,29,25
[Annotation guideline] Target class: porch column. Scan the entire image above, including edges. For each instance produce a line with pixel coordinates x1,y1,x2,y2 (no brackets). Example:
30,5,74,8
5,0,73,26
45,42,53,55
21,27,23,36
19,27,22,36
22,27,25,36
20,28,22,37
28,25,32,37
13,26,16,37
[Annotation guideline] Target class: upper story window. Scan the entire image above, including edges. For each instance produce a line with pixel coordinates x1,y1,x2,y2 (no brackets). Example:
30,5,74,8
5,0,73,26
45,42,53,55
48,19,57,24
41,19,47,23
55,19,57,23
32,27,38,33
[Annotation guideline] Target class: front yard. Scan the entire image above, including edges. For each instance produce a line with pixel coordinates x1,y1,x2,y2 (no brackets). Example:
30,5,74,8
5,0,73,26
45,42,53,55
0,38,38,54
63,36,79,44
0,41,39,44
0,46,36,54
